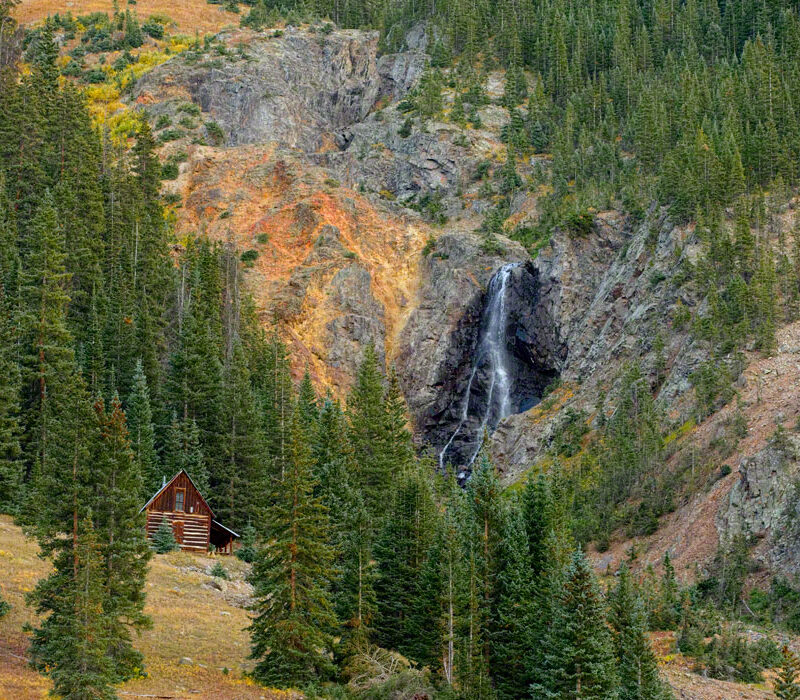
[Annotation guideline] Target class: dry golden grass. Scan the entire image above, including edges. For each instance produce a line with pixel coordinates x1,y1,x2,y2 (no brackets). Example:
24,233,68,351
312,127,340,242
0,515,296,700
15,0,238,34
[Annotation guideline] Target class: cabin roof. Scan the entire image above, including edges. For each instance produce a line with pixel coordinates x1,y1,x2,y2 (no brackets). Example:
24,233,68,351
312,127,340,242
140,469,215,517
211,519,240,539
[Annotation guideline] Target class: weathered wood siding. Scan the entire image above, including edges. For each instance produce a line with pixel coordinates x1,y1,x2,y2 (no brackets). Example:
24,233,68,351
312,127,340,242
146,511,210,551
144,472,213,552
147,471,212,517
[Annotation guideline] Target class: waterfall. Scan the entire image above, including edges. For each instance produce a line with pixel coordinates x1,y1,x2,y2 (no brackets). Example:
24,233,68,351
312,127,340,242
438,262,520,471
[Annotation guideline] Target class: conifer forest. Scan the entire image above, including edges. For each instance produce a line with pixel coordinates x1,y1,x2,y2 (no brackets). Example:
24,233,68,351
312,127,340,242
7,0,800,697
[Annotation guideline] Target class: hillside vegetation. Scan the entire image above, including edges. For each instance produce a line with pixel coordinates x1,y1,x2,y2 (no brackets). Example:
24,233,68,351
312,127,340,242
8,0,800,698
0,516,293,699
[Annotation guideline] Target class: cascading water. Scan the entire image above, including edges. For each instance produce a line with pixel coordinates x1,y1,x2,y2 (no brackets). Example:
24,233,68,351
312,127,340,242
438,262,520,471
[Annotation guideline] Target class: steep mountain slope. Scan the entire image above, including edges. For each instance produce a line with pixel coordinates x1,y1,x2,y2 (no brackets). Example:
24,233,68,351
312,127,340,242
121,20,800,589
12,1,800,695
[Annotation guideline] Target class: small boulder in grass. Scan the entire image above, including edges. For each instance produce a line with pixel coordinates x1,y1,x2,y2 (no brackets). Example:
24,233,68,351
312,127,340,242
179,657,193,665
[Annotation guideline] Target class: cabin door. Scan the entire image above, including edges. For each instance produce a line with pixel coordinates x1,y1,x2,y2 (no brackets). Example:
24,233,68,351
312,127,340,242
173,520,184,544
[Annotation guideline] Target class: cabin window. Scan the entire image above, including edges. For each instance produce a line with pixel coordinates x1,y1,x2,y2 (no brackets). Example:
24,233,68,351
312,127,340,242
175,488,185,512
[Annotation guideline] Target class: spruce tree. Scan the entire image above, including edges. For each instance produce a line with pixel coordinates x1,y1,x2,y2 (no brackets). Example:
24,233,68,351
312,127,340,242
347,344,391,520
491,501,536,700
776,646,800,700
652,552,680,630
29,516,116,700
164,412,209,494
337,482,378,653
609,566,671,700
0,269,22,513
216,340,266,529
248,404,337,686
17,192,74,472
151,517,179,553
383,366,415,472
258,333,295,479
297,368,318,434
534,549,619,699
127,359,160,498
374,459,437,659
92,394,152,681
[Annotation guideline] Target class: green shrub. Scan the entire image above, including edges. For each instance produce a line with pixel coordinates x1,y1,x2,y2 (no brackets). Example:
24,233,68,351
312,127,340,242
162,192,182,206
256,233,269,244
398,117,413,138
158,128,185,143
151,518,179,553
82,68,108,84
142,18,164,38
240,249,258,263
235,524,257,563
61,60,83,77
474,159,491,180
155,113,172,129
210,561,228,579
702,627,765,683
563,209,595,237
205,121,225,145
178,102,201,116
161,161,179,180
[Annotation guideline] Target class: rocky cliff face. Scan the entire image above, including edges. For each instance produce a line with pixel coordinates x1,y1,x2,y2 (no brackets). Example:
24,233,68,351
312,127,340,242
133,24,706,470
135,28,383,151
130,22,800,577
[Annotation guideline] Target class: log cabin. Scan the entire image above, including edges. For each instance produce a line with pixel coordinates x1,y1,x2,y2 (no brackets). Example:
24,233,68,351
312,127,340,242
141,470,239,554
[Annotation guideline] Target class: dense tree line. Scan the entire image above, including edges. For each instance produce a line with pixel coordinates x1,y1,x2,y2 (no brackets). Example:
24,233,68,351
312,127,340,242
243,0,800,219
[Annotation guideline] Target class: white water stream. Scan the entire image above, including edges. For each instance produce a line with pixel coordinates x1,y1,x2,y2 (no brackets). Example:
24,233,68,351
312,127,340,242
438,263,520,471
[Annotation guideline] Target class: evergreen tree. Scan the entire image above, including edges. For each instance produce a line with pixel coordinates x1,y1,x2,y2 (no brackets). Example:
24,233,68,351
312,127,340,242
248,404,337,686
92,394,151,681
216,341,265,529
776,646,800,700
17,192,74,473
383,366,415,473
652,552,680,630
297,368,318,435
374,459,437,659
491,501,536,700
235,522,258,563
127,359,159,498
347,344,391,520
29,516,116,700
337,482,378,652
151,517,179,553
534,549,619,699
609,566,671,700
164,413,208,494
0,271,22,513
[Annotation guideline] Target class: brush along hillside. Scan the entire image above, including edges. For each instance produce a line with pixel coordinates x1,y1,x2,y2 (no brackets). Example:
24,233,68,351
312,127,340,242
7,0,800,698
